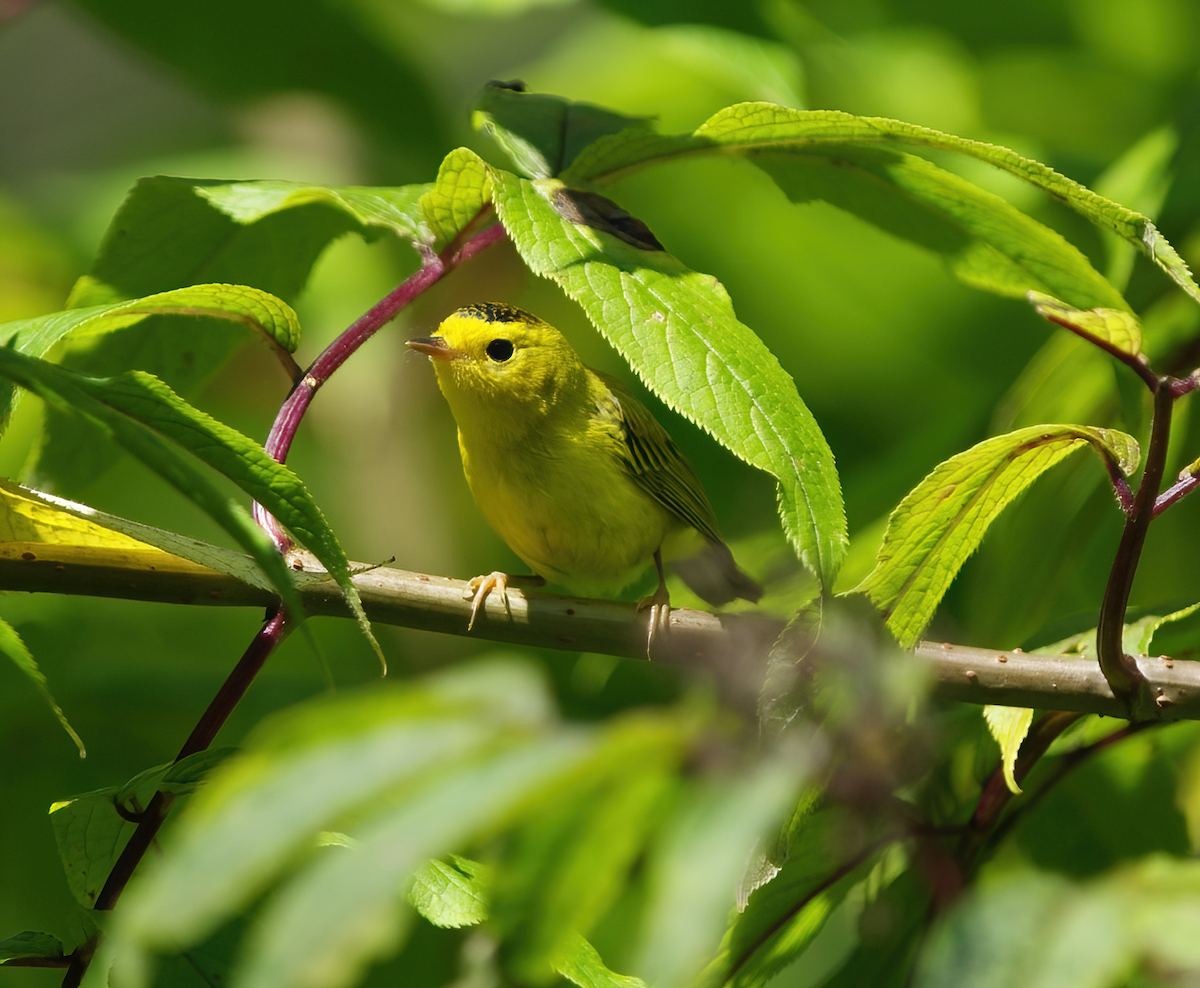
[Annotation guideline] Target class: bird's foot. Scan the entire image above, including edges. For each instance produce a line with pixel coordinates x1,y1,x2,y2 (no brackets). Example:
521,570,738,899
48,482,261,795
636,585,672,656
465,571,510,631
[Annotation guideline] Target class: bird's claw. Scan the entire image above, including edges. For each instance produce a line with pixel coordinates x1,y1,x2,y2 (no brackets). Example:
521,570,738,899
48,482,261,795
636,589,672,656
465,571,510,631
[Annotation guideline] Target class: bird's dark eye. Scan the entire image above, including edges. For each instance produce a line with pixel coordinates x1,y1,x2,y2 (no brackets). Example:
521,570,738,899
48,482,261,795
486,338,515,362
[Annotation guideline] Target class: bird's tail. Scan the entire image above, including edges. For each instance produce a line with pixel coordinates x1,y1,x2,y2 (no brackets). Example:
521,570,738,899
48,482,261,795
672,538,763,607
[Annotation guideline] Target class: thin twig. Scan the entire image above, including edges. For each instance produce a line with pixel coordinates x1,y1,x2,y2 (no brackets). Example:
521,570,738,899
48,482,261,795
1096,380,1173,702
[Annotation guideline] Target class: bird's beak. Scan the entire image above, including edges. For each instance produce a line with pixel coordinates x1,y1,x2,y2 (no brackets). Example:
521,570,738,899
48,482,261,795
405,336,461,360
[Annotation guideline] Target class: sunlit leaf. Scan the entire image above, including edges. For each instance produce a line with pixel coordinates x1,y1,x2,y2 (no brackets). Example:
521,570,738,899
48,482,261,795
1027,291,1144,360
0,283,301,427
855,425,1139,648
194,181,431,241
420,148,494,247
0,348,306,622
0,479,271,589
983,705,1034,795
751,147,1126,312
407,856,491,929
492,166,847,591
555,932,648,988
567,104,1199,304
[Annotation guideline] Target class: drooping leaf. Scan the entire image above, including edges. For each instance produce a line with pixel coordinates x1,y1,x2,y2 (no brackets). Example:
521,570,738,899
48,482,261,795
566,104,1199,305
0,283,301,427
751,147,1127,312
491,165,847,591
855,425,1140,648
473,80,655,179
0,348,306,623
983,705,1035,795
65,366,379,663
1091,125,1178,292
0,617,85,757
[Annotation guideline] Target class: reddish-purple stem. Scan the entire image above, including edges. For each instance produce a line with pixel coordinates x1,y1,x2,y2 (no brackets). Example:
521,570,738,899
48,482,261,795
1155,473,1198,516
253,218,507,545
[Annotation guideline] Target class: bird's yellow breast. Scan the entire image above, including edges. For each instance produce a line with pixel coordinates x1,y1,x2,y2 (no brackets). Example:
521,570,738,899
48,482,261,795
457,408,675,596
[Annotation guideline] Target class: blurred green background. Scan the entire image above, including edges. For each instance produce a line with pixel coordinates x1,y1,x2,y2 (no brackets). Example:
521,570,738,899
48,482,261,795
2,0,1199,984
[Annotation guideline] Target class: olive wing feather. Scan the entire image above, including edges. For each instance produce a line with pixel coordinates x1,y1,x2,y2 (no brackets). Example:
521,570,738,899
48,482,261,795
594,372,725,545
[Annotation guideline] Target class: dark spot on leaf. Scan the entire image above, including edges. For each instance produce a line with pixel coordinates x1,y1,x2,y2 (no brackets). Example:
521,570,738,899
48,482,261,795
552,188,665,252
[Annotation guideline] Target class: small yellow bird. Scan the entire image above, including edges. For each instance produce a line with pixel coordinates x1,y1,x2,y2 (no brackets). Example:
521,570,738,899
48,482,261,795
406,302,762,637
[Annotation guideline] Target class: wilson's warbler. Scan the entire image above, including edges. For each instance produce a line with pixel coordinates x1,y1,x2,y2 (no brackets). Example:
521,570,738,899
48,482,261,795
407,302,762,637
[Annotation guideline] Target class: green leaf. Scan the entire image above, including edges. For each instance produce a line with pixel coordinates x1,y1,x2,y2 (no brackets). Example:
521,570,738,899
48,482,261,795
855,424,1140,648
703,811,884,988
68,176,376,308
491,167,847,591
110,661,562,954
912,869,1128,988
420,148,494,247
1092,126,1178,292
44,174,426,488
0,931,66,965
0,478,274,591
634,755,811,988
493,714,684,982
407,856,491,929
1027,291,1144,359
194,181,432,241
161,748,240,795
109,662,702,988
237,735,595,988
750,147,1127,312
66,365,379,663
0,348,306,623
823,868,929,988
983,706,1035,795
555,932,648,988
567,104,1200,305
0,283,301,428
0,617,85,756
50,786,132,909
473,80,655,179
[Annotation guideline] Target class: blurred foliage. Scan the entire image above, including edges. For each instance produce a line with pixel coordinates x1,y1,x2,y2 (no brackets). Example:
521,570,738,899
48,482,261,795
2,0,1200,987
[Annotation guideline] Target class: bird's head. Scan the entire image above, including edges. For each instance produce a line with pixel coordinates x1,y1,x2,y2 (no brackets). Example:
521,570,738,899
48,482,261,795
407,302,589,424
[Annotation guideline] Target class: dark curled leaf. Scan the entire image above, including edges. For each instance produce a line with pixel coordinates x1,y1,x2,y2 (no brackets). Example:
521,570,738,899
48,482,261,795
552,189,665,251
